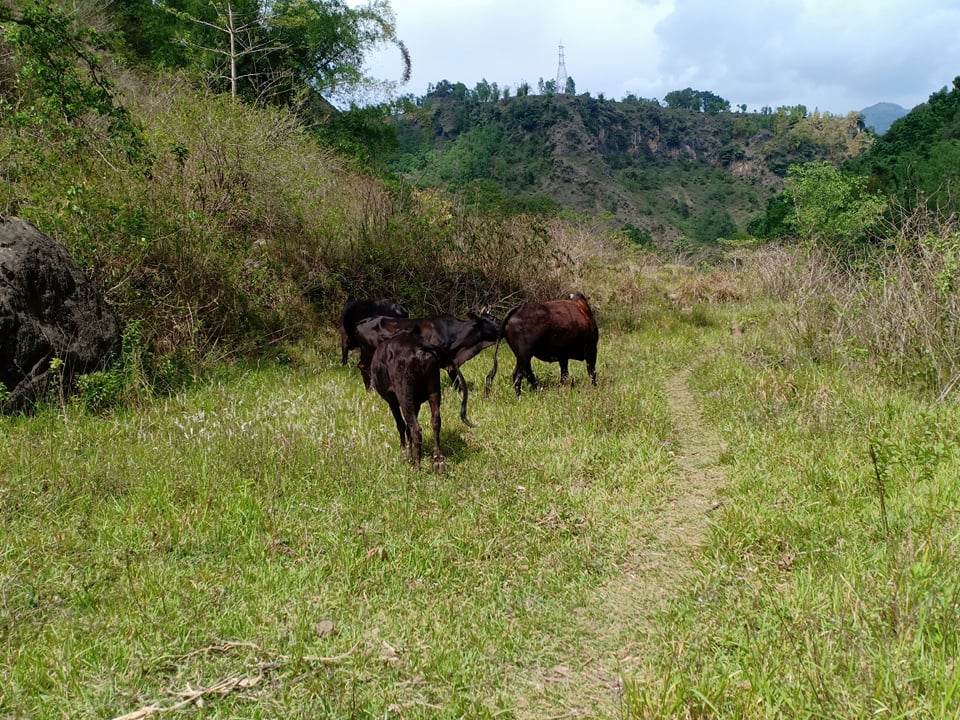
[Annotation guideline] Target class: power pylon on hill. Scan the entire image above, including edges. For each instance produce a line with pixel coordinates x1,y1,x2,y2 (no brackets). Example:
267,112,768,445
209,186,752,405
556,42,568,91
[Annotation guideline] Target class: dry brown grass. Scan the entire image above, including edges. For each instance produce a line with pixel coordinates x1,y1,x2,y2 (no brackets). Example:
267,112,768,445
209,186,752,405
748,207,960,396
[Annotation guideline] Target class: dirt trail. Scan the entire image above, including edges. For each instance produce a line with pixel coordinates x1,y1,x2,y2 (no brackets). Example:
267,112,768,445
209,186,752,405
516,363,727,719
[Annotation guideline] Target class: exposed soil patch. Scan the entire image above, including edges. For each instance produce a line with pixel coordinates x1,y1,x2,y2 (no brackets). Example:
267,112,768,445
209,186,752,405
515,363,727,718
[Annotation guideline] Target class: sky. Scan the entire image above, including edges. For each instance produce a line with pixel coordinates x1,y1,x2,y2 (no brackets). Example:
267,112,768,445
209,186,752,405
352,0,960,114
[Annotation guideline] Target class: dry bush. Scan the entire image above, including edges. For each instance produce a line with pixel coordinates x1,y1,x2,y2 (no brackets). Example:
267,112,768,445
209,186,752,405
670,268,746,306
751,208,960,396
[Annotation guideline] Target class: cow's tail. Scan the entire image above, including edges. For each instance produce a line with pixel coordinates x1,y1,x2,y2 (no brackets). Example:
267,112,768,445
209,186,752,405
484,304,520,396
452,363,474,428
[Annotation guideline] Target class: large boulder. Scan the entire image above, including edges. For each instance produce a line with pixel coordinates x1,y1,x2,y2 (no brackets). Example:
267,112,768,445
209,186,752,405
0,216,120,412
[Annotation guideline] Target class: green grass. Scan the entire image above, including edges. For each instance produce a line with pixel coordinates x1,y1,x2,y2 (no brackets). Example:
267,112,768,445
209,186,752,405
6,296,960,718
623,329,960,718
0,319,701,719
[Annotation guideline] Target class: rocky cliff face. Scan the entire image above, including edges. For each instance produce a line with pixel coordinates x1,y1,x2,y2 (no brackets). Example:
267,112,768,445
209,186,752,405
391,94,868,247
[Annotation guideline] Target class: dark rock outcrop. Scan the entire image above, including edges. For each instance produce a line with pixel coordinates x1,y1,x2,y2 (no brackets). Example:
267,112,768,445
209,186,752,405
0,216,120,412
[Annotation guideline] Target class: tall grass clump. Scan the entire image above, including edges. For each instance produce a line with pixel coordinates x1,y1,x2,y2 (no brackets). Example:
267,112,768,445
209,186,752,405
749,205,960,397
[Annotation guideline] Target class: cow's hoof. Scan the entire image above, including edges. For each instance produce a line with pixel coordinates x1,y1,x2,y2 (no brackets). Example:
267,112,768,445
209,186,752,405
434,456,446,473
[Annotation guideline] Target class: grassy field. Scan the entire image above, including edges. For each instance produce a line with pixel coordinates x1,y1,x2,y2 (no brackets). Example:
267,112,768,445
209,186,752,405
3,290,960,719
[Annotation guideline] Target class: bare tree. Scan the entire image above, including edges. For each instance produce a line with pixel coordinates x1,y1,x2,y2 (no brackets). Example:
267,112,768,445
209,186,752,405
162,0,289,101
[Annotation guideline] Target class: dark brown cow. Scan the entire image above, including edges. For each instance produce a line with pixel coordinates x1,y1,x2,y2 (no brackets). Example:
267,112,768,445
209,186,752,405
338,297,409,365
354,311,501,390
370,332,473,472
485,292,598,396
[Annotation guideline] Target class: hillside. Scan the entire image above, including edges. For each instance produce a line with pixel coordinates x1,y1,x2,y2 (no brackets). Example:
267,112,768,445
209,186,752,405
388,93,871,248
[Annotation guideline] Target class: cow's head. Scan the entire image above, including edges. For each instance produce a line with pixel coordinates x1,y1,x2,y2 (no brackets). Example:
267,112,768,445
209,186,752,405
468,310,502,339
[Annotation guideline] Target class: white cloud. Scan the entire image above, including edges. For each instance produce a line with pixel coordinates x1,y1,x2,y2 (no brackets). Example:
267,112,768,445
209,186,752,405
355,0,960,112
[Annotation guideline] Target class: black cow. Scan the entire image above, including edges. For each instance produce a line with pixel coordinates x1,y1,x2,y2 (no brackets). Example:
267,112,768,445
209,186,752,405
354,311,501,390
485,292,598,396
338,297,409,365
370,332,473,472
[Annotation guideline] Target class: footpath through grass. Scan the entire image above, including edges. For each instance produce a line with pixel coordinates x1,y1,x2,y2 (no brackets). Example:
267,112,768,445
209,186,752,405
0,312,715,719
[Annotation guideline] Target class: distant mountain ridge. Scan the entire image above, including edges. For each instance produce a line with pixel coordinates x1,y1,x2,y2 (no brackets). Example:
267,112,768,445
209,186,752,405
860,102,909,135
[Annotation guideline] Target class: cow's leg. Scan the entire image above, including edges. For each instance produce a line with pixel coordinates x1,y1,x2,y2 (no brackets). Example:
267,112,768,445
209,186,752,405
448,368,461,391
512,356,537,396
407,413,422,469
586,349,598,386
359,361,372,390
559,359,570,386
383,393,408,460
428,390,445,473
338,328,349,365
512,362,524,396
400,396,423,469
524,363,538,392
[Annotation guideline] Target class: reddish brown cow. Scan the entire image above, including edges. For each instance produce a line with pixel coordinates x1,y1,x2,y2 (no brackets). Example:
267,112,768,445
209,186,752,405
484,292,598,396
354,311,501,390
370,332,473,472
337,297,409,365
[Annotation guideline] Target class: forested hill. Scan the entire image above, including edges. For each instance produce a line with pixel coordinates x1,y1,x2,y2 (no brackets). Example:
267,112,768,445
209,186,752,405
387,92,871,248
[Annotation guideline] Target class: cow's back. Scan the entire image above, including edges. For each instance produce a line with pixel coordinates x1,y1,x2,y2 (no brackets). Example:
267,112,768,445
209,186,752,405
371,333,442,402
341,298,408,336
505,298,597,361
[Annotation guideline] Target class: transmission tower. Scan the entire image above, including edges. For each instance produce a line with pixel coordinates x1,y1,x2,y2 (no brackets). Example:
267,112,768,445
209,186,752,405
556,42,568,91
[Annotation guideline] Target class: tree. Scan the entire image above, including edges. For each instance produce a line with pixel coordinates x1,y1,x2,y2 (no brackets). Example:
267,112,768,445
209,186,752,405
564,76,575,95
474,78,492,103
108,0,410,106
664,87,699,111
267,0,410,106
0,0,145,159
159,0,288,101
700,90,730,114
664,87,730,113
785,161,886,256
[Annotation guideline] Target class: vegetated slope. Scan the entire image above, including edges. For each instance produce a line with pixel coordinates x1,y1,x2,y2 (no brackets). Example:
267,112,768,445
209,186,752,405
853,78,960,219
388,93,870,249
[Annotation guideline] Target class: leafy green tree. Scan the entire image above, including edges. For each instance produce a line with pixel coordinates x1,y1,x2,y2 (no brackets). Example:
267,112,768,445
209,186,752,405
474,78,492,102
538,78,557,95
564,76,575,95
663,87,729,113
1,0,145,159
785,161,886,256
664,87,699,111
700,90,730,114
